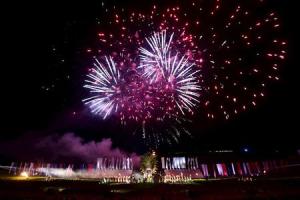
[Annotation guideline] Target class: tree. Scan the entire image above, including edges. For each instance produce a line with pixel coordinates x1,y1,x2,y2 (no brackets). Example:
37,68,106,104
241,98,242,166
140,152,157,182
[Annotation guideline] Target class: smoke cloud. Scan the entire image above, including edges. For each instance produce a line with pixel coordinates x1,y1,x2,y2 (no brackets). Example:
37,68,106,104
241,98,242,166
0,133,140,166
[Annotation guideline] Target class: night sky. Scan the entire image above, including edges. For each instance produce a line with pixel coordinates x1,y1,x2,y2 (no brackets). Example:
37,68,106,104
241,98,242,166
1,0,299,156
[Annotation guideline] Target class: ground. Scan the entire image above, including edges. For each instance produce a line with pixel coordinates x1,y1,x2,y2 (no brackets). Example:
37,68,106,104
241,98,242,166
0,175,300,199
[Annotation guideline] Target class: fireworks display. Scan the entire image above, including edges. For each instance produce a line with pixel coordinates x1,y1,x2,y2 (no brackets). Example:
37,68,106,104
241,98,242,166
84,31,198,145
83,0,287,145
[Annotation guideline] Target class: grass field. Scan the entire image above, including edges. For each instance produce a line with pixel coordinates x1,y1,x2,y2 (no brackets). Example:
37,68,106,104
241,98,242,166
0,174,300,199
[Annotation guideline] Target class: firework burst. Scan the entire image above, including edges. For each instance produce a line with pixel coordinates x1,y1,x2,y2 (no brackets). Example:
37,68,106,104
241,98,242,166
83,56,121,119
139,30,201,114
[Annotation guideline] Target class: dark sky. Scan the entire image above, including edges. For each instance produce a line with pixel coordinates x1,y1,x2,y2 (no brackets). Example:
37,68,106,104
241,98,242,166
1,0,299,154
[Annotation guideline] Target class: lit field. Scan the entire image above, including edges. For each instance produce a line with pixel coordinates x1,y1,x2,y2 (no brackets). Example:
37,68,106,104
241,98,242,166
0,175,300,199
0,175,47,181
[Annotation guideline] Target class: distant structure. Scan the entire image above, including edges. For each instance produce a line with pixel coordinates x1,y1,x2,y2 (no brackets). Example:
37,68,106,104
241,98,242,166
161,156,288,183
5,157,133,183
3,152,296,184
96,157,133,170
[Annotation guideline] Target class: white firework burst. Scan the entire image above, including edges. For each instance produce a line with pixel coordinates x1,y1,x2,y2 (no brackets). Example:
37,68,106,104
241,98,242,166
139,30,174,83
139,31,202,114
83,56,121,119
